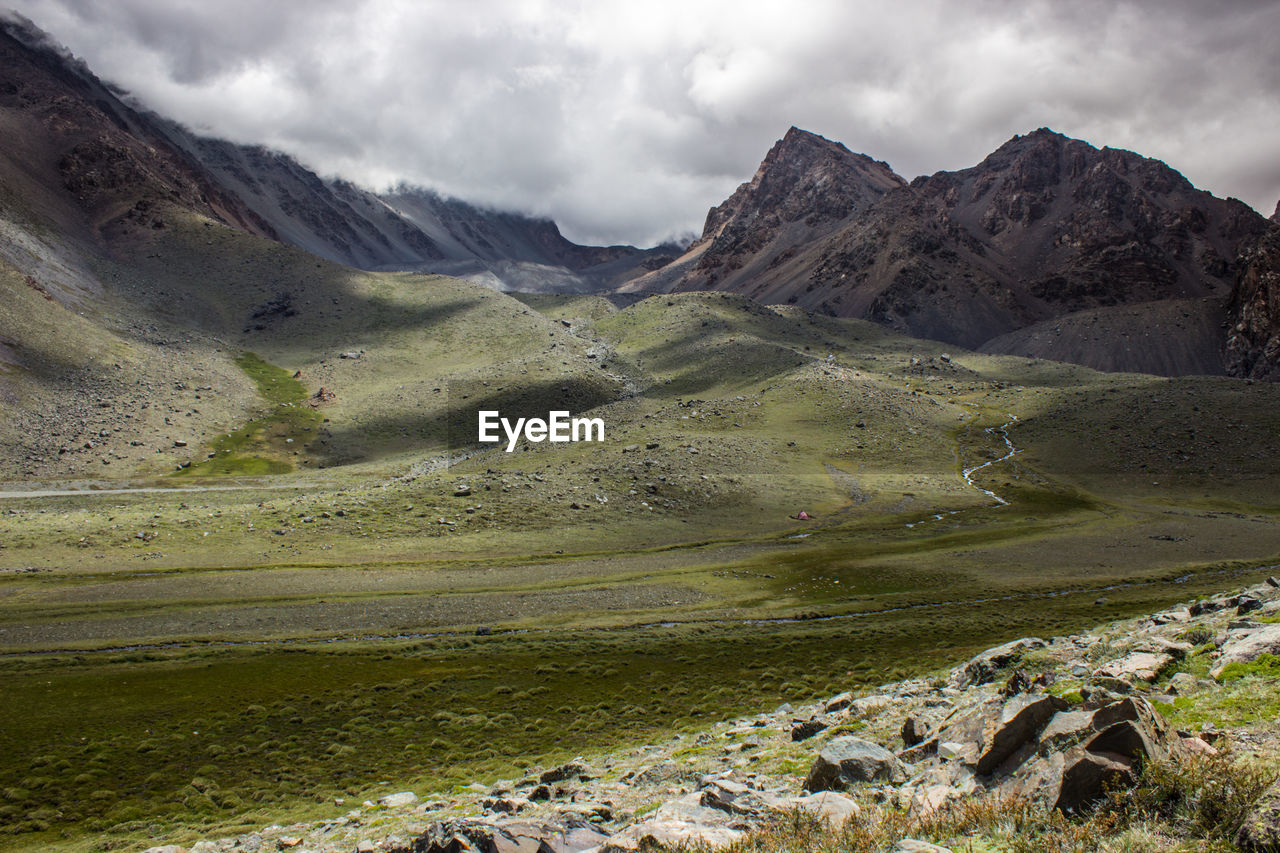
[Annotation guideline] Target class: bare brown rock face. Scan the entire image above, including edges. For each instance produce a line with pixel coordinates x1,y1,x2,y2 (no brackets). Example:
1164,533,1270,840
627,127,906,300
631,127,1271,374
1225,228,1280,380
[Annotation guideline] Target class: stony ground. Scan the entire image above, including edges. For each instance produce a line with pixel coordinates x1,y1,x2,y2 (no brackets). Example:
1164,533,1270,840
137,576,1280,853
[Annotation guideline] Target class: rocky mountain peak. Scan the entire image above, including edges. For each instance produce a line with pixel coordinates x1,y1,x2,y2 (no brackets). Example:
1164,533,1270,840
1272,200,1279,223
699,127,904,244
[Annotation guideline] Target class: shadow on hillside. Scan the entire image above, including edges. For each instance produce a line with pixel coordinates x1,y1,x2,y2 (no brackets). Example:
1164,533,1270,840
626,329,809,397
317,374,627,465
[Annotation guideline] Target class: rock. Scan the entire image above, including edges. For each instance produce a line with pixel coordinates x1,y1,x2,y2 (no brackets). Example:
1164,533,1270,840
558,800,613,822
1225,228,1280,381
803,736,909,790
412,818,610,853
848,694,893,717
949,637,1046,688
600,819,743,852
1002,697,1183,813
482,796,528,814
999,669,1032,697
377,791,419,808
340,351,363,359
791,718,829,741
699,779,785,817
1085,676,1134,696
1149,608,1191,625
1180,736,1218,757
933,693,1066,776
1056,749,1135,813
894,841,953,853
454,485,472,497
1167,672,1201,695
1236,777,1280,851
1036,709,1098,754
823,692,853,713
1238,596,1264,615
1136,637,1193,657
1093,650,1174,682
141,847,187,853
1210,624,1280,678
790,791,860,826
901,716,924,747
539,760,592,784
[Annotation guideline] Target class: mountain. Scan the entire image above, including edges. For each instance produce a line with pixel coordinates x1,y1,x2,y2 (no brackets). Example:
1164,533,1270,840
629,127,1272,375
629,127,905,296
0,14,664,294
1225,226,1280,380
149,122,673,290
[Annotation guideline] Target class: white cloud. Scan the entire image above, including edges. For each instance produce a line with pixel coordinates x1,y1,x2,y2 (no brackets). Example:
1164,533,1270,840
9,0,1280,245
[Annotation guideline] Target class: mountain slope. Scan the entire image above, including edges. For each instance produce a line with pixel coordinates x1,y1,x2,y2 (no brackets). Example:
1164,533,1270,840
1225,226,1280,380
632,127,1271,373
0,13,660,294
626,126,906,297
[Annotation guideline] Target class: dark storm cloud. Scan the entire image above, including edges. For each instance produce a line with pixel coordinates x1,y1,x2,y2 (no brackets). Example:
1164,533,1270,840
10,0,1280,245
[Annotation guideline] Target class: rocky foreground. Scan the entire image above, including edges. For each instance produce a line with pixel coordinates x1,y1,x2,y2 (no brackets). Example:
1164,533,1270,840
145,578,1280,853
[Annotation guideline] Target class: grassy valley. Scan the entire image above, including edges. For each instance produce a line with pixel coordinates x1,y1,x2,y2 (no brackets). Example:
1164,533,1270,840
2,208,1280,850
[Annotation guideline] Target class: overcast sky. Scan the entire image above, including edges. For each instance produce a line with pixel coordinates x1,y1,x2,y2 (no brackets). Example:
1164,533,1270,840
10,0,1280,246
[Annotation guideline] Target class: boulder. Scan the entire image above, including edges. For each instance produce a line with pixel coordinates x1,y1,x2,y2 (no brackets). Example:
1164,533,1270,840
1166,672,1202,695
1238,597,1264,615
789,791,860,826
791,718,830,741
699,779,785,817
1093,651,1174,682
949,637,1046,688
1056,749,1135,813
804,736,909,790
378,790,419,808
1036,709,1097,754
1210,624,1280,678
932,693,1066,776
823,692,853,712
1236,777,1280,851
1001,697,1183,813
